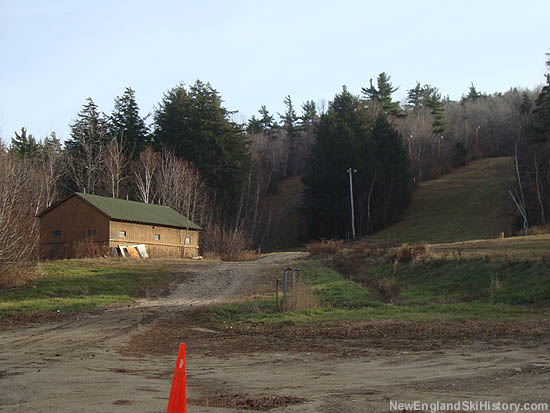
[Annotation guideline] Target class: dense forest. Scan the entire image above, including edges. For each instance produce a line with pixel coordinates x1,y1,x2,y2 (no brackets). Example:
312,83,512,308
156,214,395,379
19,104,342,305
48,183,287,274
1,53,549,277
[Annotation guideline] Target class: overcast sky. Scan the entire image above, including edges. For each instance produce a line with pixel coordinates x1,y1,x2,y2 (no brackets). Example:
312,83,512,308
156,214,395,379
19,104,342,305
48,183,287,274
1,0,548,143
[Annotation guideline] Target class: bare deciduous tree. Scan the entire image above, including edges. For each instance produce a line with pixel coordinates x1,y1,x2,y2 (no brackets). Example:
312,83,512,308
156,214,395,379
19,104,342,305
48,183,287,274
132,146,159,204
103,134,129,198
0,154,45,283
65,125,106,195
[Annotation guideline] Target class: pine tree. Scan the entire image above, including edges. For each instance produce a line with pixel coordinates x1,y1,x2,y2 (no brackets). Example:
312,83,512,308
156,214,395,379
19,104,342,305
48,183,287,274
280,96,300,140
303,86,369,238
153,80,251,212
462,82,485,102
532,60,550,143
426,90,447,135
362,72,404,117
110,87,149,159
406,82,435,110
301,100,318,125
258,105,274,130
65,97,110,194
9,127,40,159
303,86,411,239
66,97,110,154
247,115,263,134
520,92,533,115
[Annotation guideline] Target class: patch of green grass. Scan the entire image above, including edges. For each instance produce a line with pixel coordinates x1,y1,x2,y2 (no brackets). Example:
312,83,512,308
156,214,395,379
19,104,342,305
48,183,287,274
391,258,550,306
298,260,376,308
200,300,545,326
0,260,171,319
198,254,550,327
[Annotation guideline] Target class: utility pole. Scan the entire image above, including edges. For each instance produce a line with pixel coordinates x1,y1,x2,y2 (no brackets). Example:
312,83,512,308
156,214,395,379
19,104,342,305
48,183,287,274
346,168,357,240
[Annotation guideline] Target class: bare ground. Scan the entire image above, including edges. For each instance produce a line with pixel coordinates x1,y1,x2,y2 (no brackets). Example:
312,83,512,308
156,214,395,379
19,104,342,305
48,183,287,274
1,252,550,412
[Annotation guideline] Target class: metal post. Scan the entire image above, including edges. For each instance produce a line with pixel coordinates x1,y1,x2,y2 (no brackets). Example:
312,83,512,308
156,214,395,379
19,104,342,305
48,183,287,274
346,168,357,240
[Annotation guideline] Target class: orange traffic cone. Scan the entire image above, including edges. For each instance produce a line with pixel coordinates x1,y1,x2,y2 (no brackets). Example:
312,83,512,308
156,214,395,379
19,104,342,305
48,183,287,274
167,343,186,413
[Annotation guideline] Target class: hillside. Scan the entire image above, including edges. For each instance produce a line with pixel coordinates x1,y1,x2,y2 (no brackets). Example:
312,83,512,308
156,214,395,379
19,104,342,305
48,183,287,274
262,176,305,251
371,157,517,243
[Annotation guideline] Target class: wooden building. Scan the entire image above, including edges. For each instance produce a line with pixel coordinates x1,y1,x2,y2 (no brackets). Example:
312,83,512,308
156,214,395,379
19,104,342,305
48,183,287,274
37,193,201,258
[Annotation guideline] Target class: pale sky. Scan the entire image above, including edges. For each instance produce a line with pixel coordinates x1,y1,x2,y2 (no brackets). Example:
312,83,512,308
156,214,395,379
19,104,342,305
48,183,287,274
1,0,549,143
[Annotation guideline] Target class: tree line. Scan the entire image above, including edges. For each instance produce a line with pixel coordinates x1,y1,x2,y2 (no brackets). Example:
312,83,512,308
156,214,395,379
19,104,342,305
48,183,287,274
512,53,550,231
1,53,549,278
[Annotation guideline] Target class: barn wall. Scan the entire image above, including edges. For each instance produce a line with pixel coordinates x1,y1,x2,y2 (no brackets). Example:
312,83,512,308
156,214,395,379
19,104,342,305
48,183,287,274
39,196,110,257
109,220,199,257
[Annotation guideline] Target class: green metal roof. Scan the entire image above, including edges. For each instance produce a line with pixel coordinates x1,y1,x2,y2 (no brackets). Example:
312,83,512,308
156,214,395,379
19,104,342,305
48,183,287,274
75,193,201,230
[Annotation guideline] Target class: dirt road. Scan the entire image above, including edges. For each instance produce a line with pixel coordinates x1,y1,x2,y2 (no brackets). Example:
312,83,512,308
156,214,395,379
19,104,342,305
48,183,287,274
1,252,550,412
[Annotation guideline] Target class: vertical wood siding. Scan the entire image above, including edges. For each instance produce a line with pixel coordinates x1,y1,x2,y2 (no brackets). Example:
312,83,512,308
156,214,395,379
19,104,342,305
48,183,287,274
39,196,110,245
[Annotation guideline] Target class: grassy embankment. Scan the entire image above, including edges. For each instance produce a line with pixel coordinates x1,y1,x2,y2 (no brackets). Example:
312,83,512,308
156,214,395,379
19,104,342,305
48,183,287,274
0,259,176,320
194,242,550,327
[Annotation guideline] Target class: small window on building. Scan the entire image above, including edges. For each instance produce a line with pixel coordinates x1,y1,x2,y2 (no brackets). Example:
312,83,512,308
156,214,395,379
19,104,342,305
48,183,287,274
119,230,126,238
184,237,191,245
154,234,160,241
88,229,96,237
53,230,61,237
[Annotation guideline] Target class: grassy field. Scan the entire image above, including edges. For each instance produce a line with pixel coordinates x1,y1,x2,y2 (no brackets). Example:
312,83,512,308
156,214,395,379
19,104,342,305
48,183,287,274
194,250,550,327
372,157,516,243
0,259,176,320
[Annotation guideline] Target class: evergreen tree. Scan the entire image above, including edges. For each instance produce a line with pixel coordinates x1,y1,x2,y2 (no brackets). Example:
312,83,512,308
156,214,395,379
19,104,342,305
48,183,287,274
532,54,550,143
153,80,251,211
362,72,404,117
42,132,62,156
369,114,411,228
462,82,485,102
303,86,410,239
520,92,533,115
247,115,263,134
301,100,318,125
406,82,435,110
65,97,110,194
258,105,274,130
426,90,447,135
279,95,299,134
303,86,369,238
9,127,40,159
66,97,110,154
110,87,149,159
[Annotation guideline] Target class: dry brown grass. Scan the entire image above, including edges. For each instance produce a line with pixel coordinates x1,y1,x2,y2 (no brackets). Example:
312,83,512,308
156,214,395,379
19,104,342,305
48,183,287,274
524,224,550,236
391,243,429,263
369,276,400,304
42,241,111,260
202,251,222,261
221,249,258,262
306,239,345,256
281,281,320,312
0,263,44,289
329,249,365,279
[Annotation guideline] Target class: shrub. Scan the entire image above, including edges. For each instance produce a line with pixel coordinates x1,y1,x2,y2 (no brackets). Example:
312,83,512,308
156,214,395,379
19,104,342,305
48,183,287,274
222,249,258,262
369,276,400,304
525,225,550,236
280,281,320,312
329,249,365,279
306,239,344,256
390,243,429,264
